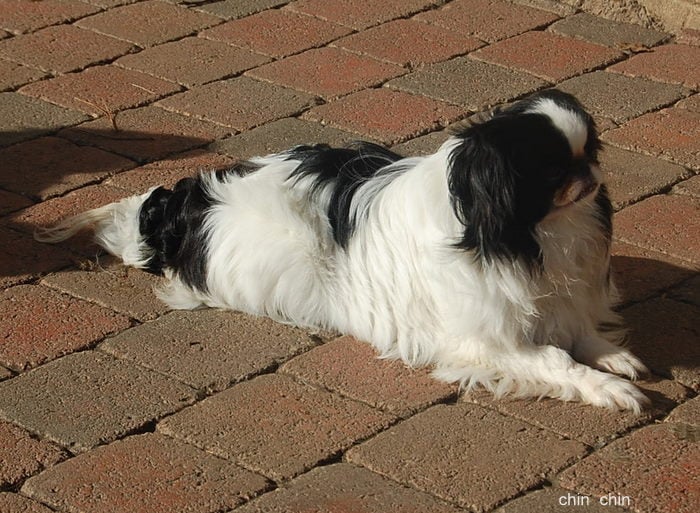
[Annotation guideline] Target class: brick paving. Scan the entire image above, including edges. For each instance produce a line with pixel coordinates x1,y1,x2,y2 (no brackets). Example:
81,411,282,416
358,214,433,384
0,2,698,513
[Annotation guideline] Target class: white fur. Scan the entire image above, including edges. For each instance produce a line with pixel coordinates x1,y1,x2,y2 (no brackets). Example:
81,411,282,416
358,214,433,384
37,139,649,413
527,98,588,157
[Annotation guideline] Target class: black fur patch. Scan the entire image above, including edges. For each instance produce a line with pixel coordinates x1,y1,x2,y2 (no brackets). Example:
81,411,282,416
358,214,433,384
448,89,602,268
286,142,404,247
138,177,213,292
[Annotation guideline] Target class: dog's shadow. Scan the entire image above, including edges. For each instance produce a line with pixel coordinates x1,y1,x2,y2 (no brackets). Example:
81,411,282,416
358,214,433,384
611,255,699,390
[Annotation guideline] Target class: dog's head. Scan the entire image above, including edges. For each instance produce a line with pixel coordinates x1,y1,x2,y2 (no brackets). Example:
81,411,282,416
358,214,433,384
447,89,607,266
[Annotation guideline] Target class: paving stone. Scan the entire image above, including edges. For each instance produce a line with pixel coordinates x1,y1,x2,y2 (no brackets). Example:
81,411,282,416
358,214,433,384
346,403,588,512
233,463,464,513
558,71,689,124
673,175,700,198
194,0,288,19
76,0,221,47
0,60,47,92
414,0,559,43
471,31,622,82
494,487,629,513
59,106,230,163
675,93,700,112
559,425,700,513
20,65,183,117
201,9,351,58
463,378,690,448
600,144,691,209
248,48,405,99
0,226,75,289
333,18,483,67
42,257,169,322
666,395,700,429
0,92,88,148
0,367,12,381
603,108,700,170
0,25,135,74
210,117,360,159
0,493,55,513
289,0,441,30
549,12,669,49
613,194,700,266
621,298,700,391
280,336,457,417
116,37,269,87
101,309,319,392
0,0,100,34
158,374,395,481
105,149,235,193
611,242,697,305
0,284,131,371
22,433,270,513
0,190,32,216
0,136,135,200
391,129,451,156
158,76,318,130
609,44,700,88
385,56,547,111
0,351,196,452
303,88,464,144
0,421,66,488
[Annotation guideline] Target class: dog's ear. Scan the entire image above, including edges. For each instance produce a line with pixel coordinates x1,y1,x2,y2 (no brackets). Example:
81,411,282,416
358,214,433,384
447,129,539,264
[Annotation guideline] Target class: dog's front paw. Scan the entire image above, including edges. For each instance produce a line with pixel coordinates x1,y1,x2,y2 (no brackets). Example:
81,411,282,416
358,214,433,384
581,374,650,414
593,348,649,380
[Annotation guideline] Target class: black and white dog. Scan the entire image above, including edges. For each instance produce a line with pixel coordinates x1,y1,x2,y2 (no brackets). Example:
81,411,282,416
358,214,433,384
38,90,649,412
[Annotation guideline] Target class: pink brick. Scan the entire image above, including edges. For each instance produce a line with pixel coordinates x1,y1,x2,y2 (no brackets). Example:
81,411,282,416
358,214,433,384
603,108,700,170
248,47,404,99
0,136,135,200
303,88,464,144
116,37,270,87
472,31,622,81
0,0,99,34
201,9,351,58
614,194,700,265
0,421,66,488
0,25,135,73
289,0,441,29
22,434,269,513
335,18,483,66
559,425,700,513
0,284,131,371
609,44,700,88
106,149,236,193
281,336,457,416
158,76,317,130
415,0,559,43
20,65,182,116
59,106,231,163
0,493,55,513
159,374,395,481
76,0,221,47
0,226,75,289
0,59,47,91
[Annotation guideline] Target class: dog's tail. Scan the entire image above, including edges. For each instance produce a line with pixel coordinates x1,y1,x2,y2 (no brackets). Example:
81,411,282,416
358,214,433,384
34,189,156,269
36,176,214,286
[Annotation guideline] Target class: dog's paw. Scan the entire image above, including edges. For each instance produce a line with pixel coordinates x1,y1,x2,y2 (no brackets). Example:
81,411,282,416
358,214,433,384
581,374,650,414
593,348,649,380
